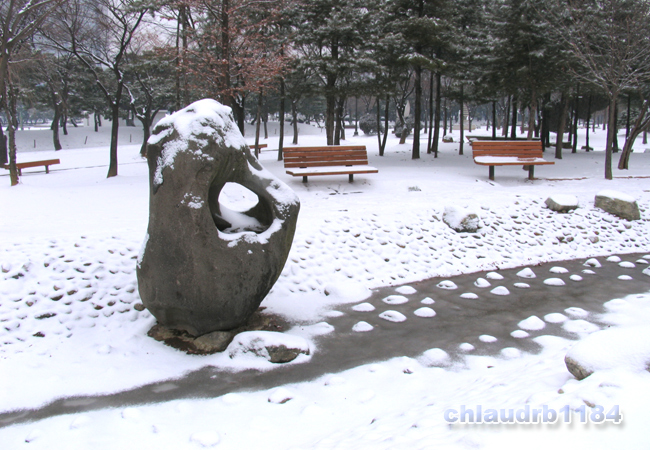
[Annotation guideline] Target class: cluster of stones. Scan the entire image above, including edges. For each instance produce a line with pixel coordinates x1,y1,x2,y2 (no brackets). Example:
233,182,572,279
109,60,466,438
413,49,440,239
546,189,641,221
442,189,641,235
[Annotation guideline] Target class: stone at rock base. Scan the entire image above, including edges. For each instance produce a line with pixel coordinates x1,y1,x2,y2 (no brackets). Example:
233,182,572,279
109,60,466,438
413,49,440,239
227,331,310,363
442,206,481,233
148,308,289,355
595,190,640,221
545,195,579,213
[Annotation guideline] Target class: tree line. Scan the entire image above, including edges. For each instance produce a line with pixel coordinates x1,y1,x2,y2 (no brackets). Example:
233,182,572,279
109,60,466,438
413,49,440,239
2,0,650,186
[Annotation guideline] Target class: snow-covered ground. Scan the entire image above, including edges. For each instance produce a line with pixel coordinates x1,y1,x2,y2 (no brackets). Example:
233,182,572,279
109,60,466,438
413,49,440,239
1,115,650,449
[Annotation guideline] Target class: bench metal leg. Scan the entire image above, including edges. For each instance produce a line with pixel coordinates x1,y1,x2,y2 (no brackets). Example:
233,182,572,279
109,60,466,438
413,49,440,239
528,165,534,180
489,166,495,181
302,176,308,183
45,165,50,174
349,174,354,182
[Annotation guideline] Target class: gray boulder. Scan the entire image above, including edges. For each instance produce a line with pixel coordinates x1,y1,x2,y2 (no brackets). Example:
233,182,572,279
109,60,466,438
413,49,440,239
137,99,300,335
595,190,640,220
545,194,579,213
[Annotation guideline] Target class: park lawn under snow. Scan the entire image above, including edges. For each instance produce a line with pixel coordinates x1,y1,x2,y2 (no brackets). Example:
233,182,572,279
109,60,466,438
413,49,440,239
1,119,650,449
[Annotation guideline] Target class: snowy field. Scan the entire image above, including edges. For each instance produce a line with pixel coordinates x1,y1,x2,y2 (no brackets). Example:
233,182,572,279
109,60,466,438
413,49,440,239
1,115,650,449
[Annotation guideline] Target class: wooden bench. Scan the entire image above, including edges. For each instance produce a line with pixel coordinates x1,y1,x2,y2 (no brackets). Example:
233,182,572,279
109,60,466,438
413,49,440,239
283,145,378,183
470,141,553,180
2,158,60,175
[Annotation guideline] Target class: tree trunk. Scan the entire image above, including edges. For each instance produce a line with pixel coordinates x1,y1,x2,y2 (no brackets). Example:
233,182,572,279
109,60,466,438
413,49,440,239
278,78,285,161
510,95,517,139
0,125,7,165
7,81,20,185
503,96,510,137
555,93,569,159
572,84,580,153
492,101,497,140
443,98,448,138
432,72,441,157
459,84,464,155
137,111,152,157
412,64,421,159
618,100,649,170
605,96,617,180
626,95,631,138
376,97,383,156
427,71,433,154
527,90,536,140
335,96,345,144
254,90,263,158
382,95,389,154
613,103,619,152
292,100,299,145
51,106,62,151
107,100,121,178
585,94,592,151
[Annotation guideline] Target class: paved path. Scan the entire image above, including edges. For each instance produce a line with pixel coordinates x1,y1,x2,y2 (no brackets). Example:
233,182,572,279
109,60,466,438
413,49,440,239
1,253,649,428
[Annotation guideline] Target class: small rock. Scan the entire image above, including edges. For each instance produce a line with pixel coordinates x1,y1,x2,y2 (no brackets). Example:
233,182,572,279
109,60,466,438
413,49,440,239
545,195,579,213
442,206,481,233
268,387,294,404
227,331,310,363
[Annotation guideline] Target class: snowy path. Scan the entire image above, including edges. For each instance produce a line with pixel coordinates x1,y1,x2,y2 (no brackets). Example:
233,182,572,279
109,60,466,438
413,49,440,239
2,253,648,429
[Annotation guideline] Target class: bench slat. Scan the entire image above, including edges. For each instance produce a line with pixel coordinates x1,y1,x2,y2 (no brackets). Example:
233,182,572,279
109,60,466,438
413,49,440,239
286,166,379,176
283,145,366,152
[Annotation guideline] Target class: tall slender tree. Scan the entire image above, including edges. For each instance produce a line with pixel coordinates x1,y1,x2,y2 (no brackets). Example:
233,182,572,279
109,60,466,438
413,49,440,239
1,0,62,185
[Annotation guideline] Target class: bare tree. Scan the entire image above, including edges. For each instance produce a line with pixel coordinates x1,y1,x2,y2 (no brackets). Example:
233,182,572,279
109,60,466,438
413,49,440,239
555,0,650,179
1,0,62,185
45,0,148,178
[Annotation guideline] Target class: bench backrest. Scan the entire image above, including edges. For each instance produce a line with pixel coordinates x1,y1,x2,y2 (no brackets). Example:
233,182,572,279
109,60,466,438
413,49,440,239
470,140,543,158
283,146,369,168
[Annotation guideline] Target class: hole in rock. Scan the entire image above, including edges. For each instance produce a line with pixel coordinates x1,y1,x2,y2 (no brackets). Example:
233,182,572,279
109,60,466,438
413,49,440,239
211,182,272,234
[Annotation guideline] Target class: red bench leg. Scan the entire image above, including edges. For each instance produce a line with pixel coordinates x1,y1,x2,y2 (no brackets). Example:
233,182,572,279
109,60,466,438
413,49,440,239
302,176,308,183
489,166,495,181
528,165,534,180
349,174,354,182
45,165,50,174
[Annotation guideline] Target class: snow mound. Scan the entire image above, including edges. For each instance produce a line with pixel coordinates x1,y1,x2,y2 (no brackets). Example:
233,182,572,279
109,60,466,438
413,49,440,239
565,325,650,379
518,315,546,331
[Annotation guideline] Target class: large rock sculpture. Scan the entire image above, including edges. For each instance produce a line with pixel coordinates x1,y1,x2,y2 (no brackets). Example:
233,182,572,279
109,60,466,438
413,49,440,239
137,99,300,336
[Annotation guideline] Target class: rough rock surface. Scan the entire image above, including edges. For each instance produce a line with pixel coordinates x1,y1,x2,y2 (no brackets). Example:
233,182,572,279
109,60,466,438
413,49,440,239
442,206,481,233
137,99,300,335
595,190,640,221
545,194,579,213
